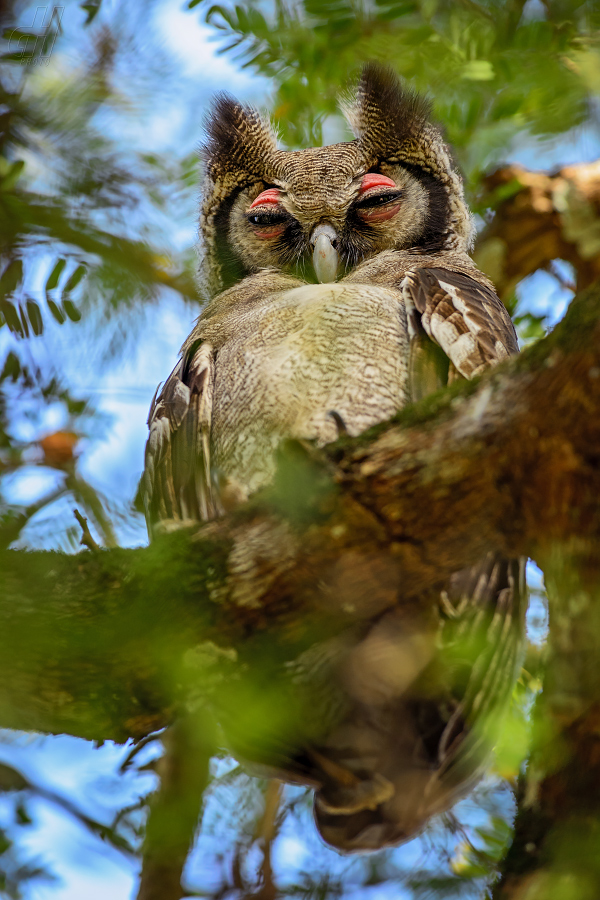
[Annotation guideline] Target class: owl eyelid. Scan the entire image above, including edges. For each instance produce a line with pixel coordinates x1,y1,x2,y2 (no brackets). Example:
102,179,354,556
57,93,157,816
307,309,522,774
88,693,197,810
354,189,403,210
246,209,289,227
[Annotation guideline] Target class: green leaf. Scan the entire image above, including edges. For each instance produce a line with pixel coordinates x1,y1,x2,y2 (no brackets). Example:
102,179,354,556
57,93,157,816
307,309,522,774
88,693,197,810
15,803,32,826
80,1,102,25
461,60,496,81
1,30,38,44
62,299,82,322
0,259,23,296
0,51,35,63
46,258,67,292
26,298,43,336
0,300,23,335
63,265,87,294
46,299,65,325
18,304,30,338
0,351,20,382
0,159,24,191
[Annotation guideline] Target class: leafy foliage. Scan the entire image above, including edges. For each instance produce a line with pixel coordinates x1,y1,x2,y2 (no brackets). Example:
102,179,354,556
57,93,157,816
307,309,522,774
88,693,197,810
189,0,600,177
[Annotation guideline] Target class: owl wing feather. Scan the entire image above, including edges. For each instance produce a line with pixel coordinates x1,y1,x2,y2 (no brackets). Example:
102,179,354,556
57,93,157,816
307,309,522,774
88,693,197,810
142,341,220,533
434,552,525,789
402,267,518,380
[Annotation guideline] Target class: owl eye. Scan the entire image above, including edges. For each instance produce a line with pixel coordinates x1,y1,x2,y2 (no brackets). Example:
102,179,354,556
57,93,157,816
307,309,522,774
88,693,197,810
247,211,287,227
354,190,403,223
246,209,289,239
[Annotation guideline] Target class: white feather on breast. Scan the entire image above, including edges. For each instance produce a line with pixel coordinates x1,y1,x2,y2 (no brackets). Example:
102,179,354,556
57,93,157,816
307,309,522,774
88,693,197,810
208,282,410,493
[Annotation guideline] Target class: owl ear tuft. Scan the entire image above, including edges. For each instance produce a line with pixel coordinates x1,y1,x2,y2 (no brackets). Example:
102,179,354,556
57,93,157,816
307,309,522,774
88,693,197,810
203,94,278,183
343,64,474,252
342,63,432,159
199,95,279,300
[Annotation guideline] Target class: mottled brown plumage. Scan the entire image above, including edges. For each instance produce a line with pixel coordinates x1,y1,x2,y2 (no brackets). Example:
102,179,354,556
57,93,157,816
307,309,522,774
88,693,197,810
141,65,524,852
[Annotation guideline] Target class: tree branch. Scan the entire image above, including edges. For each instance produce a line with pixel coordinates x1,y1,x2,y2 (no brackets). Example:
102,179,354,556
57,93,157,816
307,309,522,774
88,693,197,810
1,281,600,745
475,161,600,296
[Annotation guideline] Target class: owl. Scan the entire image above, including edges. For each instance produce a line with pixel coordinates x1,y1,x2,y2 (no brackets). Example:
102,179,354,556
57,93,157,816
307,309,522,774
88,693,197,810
141,65,524,852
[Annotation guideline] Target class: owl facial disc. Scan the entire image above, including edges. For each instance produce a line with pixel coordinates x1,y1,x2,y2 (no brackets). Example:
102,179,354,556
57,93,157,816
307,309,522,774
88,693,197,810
311,223,339,283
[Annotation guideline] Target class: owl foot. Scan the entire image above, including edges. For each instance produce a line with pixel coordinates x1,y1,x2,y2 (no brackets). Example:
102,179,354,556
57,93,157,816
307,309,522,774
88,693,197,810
316,772,395,815
309,748,394,814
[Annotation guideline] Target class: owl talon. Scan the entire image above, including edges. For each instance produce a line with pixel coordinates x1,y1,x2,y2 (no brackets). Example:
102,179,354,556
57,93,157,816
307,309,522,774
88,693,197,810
316,772,395,816
329,410,348,436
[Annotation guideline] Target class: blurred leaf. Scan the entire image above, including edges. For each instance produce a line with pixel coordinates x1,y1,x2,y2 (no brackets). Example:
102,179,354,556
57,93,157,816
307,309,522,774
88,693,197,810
515,312,548,345
46,298,65,324
0,352,20,382
461,60,495,81
2,30,37,44
45,259,67,293
63,264,86,294
0,160,24,191
0,260,22,297
18,304,29,338
62,299,82,322
0,51,35,63
0,764,28,793
80,1,103,25
0,300,24,335
15,803,32,827
25,298,43,336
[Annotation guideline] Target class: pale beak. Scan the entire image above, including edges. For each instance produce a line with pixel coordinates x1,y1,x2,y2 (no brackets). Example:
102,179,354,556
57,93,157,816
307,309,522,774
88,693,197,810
311,223,339,283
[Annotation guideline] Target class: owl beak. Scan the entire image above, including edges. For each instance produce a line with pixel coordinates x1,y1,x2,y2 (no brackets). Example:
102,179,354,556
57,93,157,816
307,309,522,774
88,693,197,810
311,224,339,283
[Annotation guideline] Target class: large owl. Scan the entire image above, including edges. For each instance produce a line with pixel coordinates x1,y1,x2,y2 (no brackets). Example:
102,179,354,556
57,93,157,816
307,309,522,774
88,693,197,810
142,65,524,852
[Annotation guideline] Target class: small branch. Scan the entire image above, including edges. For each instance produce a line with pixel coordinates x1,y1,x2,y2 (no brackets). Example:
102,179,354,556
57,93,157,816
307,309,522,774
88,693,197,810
0,486,68,550
73,508,101,552
547,260,576,294
136,715,215,900
476,160,600,296
120,730,165,773
251,781,282,900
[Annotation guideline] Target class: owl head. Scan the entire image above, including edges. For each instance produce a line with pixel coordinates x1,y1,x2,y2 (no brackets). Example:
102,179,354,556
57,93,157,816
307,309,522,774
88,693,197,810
199,64,473,298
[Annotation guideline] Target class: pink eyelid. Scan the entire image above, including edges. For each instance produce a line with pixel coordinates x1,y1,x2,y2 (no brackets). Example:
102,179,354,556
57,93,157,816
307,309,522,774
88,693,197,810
358,173,397,194
249,188,282,209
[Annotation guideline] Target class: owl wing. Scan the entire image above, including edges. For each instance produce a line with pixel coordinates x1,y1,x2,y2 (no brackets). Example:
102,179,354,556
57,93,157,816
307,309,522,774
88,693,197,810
141,340,220,534
433,551,525,791
402,267,518,381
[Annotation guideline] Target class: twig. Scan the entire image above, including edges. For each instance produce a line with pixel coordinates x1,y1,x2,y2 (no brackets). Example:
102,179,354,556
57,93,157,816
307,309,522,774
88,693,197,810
546,261,576,294
0,487,68,550
136,715,215,900
120,730,165,773
73,508,101,552
245,781,281,900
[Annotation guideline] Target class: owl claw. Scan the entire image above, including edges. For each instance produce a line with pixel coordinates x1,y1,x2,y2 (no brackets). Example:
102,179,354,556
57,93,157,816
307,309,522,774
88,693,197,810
329,410,348,436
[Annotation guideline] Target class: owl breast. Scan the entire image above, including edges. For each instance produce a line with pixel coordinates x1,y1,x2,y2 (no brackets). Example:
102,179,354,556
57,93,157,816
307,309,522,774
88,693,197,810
207,282,410,496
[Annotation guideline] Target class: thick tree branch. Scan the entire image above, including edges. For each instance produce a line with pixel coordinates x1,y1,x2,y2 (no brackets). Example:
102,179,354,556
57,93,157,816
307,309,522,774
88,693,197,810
475,160,600,297
1,281,600,746
493,542,600,899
